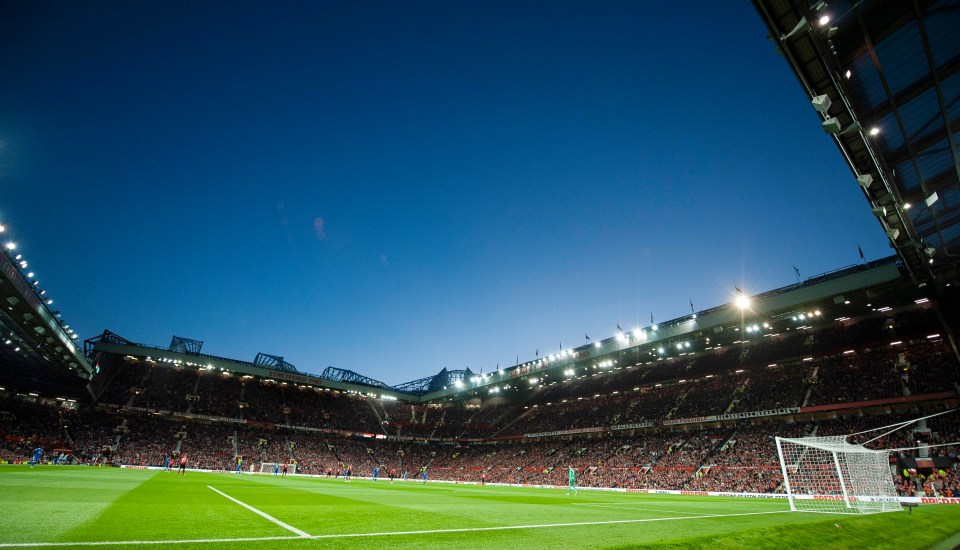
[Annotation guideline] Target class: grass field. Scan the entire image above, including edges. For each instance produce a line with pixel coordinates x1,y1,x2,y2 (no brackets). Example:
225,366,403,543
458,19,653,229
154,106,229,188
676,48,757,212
1,466,958,549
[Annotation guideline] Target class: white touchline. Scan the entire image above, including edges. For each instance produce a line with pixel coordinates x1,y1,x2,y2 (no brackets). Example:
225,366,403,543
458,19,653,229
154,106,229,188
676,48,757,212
207,485,311,538
0,510,792,547
0,536,304,548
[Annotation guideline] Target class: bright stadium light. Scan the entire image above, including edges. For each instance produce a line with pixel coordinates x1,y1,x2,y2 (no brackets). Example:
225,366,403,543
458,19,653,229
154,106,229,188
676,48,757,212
651,324,658,331
0,224,5,232
4,242,15,250
735,294,751,310
594,341,601,348
869,127,880,136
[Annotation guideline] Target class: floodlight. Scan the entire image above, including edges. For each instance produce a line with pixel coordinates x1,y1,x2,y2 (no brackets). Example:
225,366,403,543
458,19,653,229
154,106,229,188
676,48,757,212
594,341,601,348
0,224,4,232
856,174,873,189
925,192,939,207
924,247,936,258
651,324,658,331
735,294,751,310
869,127,880,136
886,228,900,241
818,15,830,26
4,242,15,250
872,206,886,218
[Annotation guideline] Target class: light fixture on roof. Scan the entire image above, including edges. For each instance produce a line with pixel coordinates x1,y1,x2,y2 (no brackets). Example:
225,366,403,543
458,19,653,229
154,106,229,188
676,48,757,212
822,117,842,133
818,14,830,26
872,206,886,218
0,224,4,233
4,242,15,250
781,16,810,40
856,174,873,189
811,94,832,113
925,192,939,207
886,228,900,241
924,247,936,258
869,127,880,136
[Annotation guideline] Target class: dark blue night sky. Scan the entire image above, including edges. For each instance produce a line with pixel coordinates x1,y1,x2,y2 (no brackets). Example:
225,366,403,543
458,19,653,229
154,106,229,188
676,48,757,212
0,1,888,384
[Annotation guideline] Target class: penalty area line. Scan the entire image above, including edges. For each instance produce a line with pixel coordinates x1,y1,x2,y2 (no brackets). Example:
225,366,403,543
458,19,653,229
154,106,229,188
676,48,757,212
207,485,311,538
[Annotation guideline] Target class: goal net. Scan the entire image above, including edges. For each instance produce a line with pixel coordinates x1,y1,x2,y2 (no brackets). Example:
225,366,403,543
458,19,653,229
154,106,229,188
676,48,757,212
259,462,298,475
775,435,900,514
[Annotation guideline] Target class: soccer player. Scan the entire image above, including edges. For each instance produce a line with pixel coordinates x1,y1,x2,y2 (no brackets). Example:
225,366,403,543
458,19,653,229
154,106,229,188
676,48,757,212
421,467,428,483
273,463,280,477
30,446,44,468
567,466,578,495
345,464,352,482
481,472,487,486
164,456,172,473
389,467,396,483
372,465,379,482
235,456,243,474
282,463,288,477
178,454,188,476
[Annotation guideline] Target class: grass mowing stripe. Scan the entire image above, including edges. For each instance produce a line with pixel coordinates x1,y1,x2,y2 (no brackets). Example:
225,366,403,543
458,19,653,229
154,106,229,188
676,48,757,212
307,510,792,539
572,503,714,514
206,486,311,537
0,536,304,548
0,510,794,547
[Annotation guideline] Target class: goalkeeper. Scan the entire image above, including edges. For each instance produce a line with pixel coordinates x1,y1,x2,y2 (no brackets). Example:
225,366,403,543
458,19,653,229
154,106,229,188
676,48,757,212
567,466,578,495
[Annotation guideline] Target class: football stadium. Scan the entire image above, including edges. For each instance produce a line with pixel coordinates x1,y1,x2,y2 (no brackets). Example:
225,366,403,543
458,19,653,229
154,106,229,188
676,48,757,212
2,0,960,548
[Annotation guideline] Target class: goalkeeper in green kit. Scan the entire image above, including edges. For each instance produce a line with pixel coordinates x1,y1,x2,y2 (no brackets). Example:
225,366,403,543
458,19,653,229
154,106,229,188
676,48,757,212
567,466,578,495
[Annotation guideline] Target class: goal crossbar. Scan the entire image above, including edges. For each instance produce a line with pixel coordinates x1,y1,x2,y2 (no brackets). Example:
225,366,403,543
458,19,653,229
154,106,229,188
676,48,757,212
776,435,900,515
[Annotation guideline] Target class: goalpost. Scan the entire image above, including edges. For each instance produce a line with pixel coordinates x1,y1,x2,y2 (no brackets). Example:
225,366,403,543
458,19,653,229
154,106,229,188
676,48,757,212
776,409,957,514
259,462,298,475
775,435,900,514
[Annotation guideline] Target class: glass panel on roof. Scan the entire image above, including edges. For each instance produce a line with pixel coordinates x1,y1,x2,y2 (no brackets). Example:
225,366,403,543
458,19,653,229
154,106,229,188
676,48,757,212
897,88,944,144
893,159,920,191
924,0,960,68
872,21,928,94
915,138,954,182
848,53,886,112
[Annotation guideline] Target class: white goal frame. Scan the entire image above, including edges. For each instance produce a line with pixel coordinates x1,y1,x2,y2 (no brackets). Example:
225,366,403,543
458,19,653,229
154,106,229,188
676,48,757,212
775,435,900,514
259,462,298,475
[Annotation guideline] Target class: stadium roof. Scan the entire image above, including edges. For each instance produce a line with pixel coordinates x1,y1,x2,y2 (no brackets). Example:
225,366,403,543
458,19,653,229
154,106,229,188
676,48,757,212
752,0,960,286
0,241,93,400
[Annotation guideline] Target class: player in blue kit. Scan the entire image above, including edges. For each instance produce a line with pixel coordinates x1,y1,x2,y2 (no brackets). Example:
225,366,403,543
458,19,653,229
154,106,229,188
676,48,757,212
30,446,44,468
372,465,379,482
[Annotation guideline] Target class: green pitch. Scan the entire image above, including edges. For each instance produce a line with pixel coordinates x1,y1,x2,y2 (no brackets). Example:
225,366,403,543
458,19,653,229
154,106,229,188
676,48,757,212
1,466,958,549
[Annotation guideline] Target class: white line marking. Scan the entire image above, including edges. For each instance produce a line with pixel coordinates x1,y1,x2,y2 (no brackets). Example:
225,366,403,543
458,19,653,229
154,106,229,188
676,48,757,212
0,536,303,548
0,510,791,547
573,503,712,514
306,510,792,539
207,485,311,538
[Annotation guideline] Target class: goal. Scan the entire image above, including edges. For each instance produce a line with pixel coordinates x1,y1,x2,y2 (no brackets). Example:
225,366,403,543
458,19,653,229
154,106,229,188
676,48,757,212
259,462,298,475
775,435,900,514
